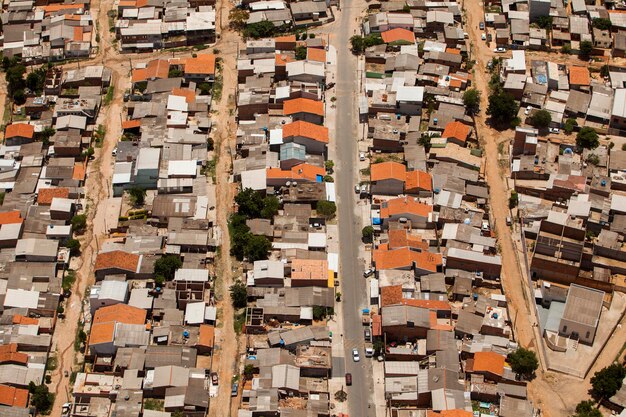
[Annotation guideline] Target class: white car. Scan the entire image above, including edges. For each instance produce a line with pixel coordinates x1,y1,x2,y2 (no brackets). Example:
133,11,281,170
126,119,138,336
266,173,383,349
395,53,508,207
549,127,560,134
481,33,487,41
359,152,366,161
524,106,532,115
365,347,375,357
493,47,506,53
352,348,360,362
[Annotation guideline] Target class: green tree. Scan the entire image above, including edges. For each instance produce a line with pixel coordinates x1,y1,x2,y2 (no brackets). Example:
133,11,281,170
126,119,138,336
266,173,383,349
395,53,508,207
536,16,553,30
564,118,578,134
71,214,87,233
529,109,552,128
244,234,271,262
127,187,146,206
154,255,182,281
591,363,626,401
229,213,251,260
261,195,280,219
244,20,276,39
6,64,25,95
487,91,518,128
325,160,334,172
323,175,334,182
28,383,54,414
235,188,264,218
573,400,602,417
313,306,333,320
362,226,374,243
507,348,539,379
168,68,183,78
373,339,385,355
562,43,572,54
316,200,336,218
349,34,384,54
36,127,56,146
592,18,612,31
66,239,81,256
230,280,248,309
462,88,481,115
295,45,307,60
576,127,599,150
509,190,519,208
580,40,593,59
12,89,25,105
26,68,46,94
154,275,165,286
244,364,255,379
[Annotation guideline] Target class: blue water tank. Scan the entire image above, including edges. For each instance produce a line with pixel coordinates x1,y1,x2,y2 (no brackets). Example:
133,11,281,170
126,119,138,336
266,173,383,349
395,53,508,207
183,330,189,338
564,148,573,154
473,293,478,301
493,313,499,319
601,180,607,187
156,287,161,292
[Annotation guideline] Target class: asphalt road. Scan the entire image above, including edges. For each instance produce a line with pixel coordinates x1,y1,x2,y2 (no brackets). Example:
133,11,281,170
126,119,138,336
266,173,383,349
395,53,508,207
334,3,376,417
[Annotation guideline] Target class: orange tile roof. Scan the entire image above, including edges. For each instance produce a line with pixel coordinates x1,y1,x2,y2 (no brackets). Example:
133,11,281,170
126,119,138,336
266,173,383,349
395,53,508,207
449,78,462,89
38,187,70,205
0,211,23,225
291,259,328,280
275,34,297,43
5,123,34,139
307,48,326,63
266,163,325,182
405,299,451,311
388,229,429,250
472,351,506,376
380,196,432,218
371,313,382,336
282,120,329,143
73,26,84,42
283,98,324,117
93,304,147,325
442,121,470,142
131,59,170,83
12,314,38,325
184,54,216,75
122,119,141,130
0,384,28,408
569,66,590,86
380,285,403,307
275,53,296,66
0,344,17,354
73,162,86,181
381,28,416,44
0,351,28,365
373,247,441,272
94,250,141,273
171,88,196,104
429,311,453,331
198,324,215,348
41,3,85,15
371,162,406,182
89,321,116,346
405,170,433,192
445,48,461,55
428,410,472,417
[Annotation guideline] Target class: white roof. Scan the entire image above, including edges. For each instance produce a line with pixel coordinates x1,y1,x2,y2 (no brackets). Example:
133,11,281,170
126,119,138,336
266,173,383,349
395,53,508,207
446,247,502,265
168,160,197,177
286,61,325,78
51,197,73,212
98,280,128,301
270,128,283,145
4,288,39,309
396,86,424,103
174,268,209,282
308,232,327,248
327,253,338,273
185,302,206,324
612,89,626,118
167,95,188,112
0,223,22,241
241,168,267,190
325,182,336,202
128,288,154,310
611,194,626,213
506,50,526,72
137,148,161,171
113,162,133,185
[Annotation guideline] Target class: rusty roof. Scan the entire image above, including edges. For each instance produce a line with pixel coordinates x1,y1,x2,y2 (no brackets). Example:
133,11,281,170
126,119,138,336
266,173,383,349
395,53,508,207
282,120,329,143
94,250,140,273
38,187,70,205
283,98,324,117
5,123,34,139
371,162,407,182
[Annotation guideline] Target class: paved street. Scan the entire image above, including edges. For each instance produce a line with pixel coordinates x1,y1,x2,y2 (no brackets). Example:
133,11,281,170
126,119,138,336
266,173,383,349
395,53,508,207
334,3,376,416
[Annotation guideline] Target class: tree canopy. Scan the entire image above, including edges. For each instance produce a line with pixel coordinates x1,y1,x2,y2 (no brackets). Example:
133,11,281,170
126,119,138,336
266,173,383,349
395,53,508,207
316,200,337,218
349,34,384,54
154,255,183,281
507,348,538,379
362,226,374,243
573,401,602,417
244,20,276,39
462,88,481,115
261,196,280,219
243,234,271,262
487,91,518,128
590,363,626,400
529,109,552,128
71,214,87,233
230,281,248,309
127,187,146,206
592,18,612,31
235,188,264,218
579,40,593,59
29,383,54,414
536,16,553,30
576,127,599,149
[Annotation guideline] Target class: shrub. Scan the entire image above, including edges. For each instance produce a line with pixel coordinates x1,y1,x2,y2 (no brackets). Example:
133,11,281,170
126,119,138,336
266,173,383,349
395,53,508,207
230,281,248,309
154,255,182,281
576,127,599,150
507,348,538,379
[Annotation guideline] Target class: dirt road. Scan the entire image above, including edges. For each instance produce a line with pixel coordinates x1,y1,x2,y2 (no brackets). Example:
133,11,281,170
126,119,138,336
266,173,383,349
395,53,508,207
207,2,243,417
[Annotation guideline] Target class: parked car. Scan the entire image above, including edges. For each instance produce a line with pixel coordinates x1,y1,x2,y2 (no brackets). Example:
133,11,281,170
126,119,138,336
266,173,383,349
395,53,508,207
479,21,485,30
364,328,371,341
365,347,374,357
345,373,352,386
481,33,486,41
112,148,118,157
360,184,367,194
494,47,506,53
231,382,239,397
549,127,560,134
352,348,360,362
487,33,493,42
359,152,366,161
363,268,375,278
210,372,219,385
525,106,532,115
355,185,360,194
506,216,512,226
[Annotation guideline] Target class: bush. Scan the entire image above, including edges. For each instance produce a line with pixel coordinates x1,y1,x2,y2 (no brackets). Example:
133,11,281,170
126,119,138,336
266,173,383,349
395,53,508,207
244,364,255,379
244,20,276,39
536,16,552,29
573,400,602,417
323,175,334,182
564,118,578,134
562,43,572,54
66,239,81,256
313,306,333,320
261,195,280,219
230,280,248,309
579,40,593,59
591,363,626,400
509,190,518,208
243,234,271,262
576,127,599,150
13,89,25,105
529,109,551,128
154,255,182,281
295,45,307,60
586,154,600,166
316,200,336,218
507,348,538,379
349,34,384,54
592,18,612,31
235,188,264,218
362,226,374,243
71,214,87,233
127,187,146,206
28,383,54,414
462,88,481,114
154,275,165,286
